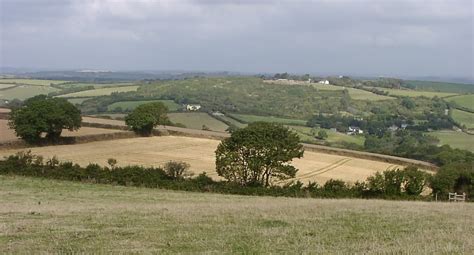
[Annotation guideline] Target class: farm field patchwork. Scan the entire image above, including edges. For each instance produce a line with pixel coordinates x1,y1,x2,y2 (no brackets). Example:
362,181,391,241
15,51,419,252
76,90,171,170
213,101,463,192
0,119,125,143
57,86,139,98
430,130,474,152
0,78,67,86
447,94,474,111
67,97,92,105
0,85,59,100
0,175,472,253
168,112,228,132
451,109,474,129
0,136,402,184
107,100,181,112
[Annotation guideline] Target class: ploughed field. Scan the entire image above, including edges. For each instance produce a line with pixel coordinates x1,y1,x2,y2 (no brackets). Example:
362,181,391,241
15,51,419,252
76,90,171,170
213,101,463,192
0,136,402,184
0,176,472,253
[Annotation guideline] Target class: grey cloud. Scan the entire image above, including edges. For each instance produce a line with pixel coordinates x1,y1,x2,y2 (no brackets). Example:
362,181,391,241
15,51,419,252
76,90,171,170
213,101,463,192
0,0,472,79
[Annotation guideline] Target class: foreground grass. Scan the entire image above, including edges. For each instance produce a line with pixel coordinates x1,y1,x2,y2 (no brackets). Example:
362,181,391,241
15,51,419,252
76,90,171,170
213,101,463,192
1,176,472,253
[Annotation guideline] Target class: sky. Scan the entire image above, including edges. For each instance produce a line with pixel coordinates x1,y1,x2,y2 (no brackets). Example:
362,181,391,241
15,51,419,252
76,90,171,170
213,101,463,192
1,0,473,79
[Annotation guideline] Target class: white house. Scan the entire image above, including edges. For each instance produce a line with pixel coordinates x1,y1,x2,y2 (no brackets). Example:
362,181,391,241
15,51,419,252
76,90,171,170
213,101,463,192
185,104,201,111
318,80,330,85
347,126,363,135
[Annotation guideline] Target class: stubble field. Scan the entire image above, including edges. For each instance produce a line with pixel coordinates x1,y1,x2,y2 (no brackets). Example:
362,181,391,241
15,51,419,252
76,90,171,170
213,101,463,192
0,136,403,184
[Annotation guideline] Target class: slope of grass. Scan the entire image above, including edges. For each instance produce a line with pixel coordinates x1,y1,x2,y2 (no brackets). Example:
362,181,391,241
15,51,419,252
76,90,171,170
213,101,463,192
0,175,472,254
230,114,307,126
451,109,474,129
430,130,474,151
0,85,59,100
168,112,228,132
447,94,474,111
57,86,139,98
108,100,181,112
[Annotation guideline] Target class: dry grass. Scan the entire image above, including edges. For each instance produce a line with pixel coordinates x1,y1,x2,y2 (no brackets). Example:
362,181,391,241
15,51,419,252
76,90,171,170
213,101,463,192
0,175,472,253
57,86,139,98
0,119,125,143
0,136,401,184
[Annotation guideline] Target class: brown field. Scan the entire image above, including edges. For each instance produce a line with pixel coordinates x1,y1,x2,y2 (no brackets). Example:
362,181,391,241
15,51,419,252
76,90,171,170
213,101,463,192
0,136,404,184
0,119,125,143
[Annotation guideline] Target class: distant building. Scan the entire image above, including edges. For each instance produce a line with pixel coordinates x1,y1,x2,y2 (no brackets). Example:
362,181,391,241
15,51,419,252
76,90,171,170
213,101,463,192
185,104,201,111
347,126,363,135
401,124,408,129
318,80,330,85
212,111,224,116
388,125,399,132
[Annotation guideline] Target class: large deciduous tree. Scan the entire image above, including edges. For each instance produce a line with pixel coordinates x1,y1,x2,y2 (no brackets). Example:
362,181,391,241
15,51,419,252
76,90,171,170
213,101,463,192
125,102,169,136
215,122,304,187
8,95,82,143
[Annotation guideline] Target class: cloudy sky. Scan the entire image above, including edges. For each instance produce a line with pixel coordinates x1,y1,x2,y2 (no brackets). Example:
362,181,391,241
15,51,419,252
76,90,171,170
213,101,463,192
1,0,473,78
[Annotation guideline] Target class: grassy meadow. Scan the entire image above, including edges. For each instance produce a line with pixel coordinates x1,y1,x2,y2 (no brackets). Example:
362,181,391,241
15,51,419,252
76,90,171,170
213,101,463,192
311,83,394,101
447,94,474,111
0,85,59,100
451,109,474,129
108,100,181,112
368,87,458,98
404,80,474,94
0,78,67,86
0,175,472,254
230,113,307,126
168,112,229,132
288,125,365,146
430,130,474,151
57,86,139,98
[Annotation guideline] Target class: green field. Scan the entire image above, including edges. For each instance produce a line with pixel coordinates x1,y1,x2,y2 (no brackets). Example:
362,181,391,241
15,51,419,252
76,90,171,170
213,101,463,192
430,130,474,151
404,80,474,94
0,176,472,253
168,112,228,132
220,115,248,128
0,78,67,86
58,82,135,89
57,86,139,98
67,98,92,105
447,94,474,111
0,85,59,100
108,100,181,112
288,125,365,146
311,84,394,101
230,114,307,126
371,87,458,98
451,109,474,129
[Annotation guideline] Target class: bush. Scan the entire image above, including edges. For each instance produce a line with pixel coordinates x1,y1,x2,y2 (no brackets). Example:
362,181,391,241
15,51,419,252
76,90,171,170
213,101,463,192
164,161,192,180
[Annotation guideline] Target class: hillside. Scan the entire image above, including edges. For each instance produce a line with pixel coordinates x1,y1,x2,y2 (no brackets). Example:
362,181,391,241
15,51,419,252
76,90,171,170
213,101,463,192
1,176,472,253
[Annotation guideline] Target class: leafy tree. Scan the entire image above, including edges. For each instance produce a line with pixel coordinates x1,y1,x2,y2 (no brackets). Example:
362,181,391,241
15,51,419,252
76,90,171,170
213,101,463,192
125,102,169,136
215,122,304,187
401,97,415,109
430,162,473,198
164,161,192,180
317,130,328,140
8,95,81,143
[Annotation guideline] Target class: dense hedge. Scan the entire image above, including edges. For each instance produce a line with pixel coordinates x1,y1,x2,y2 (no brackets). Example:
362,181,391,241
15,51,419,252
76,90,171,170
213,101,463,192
0,151,444,201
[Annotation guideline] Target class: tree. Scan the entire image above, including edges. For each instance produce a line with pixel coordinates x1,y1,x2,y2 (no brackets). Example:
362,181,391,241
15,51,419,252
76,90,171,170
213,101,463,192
164,161,192,180
125,102,169,136
317,130,328,140
215,122,304,187
8,95,81,143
